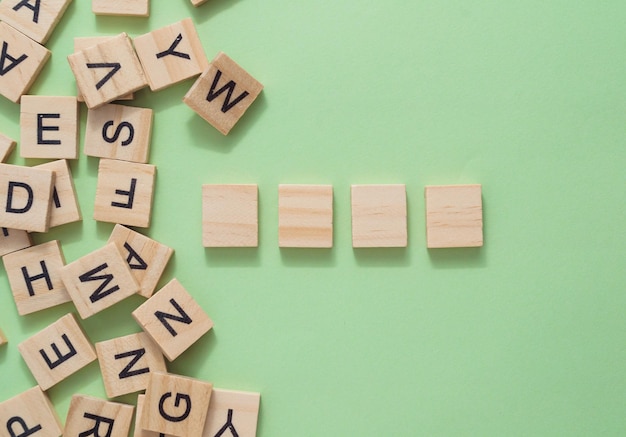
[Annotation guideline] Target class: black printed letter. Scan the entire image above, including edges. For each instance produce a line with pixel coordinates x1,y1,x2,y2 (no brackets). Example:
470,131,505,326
158,393,191,423
86,63,121,90
12,0,40,23
123,242,147,270
79,263,120,303
37,114,61,145
6,182,33,214
21,260,53,296
78,413,114,437
102,121,134,146
115,348,149,379
6,416,42,437
0,41,28,76
111,178,136,209
206,70,249,113
39,333,77,369
154,299,192,337
155,34,190,60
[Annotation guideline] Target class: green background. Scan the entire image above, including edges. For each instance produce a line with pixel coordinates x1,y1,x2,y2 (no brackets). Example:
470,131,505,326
1,1,625,435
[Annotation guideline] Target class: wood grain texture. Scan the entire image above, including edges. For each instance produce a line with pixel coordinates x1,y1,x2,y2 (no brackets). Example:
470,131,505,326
134,395,176,437
202,184,258,247
0,0,72,44
0,227,32,256
0,386,63,437
351,184,407,248
92,0,149,17
35,159,82,228
0,132,16,162
64,394,134,437
202,388,261,437
278,184,333,248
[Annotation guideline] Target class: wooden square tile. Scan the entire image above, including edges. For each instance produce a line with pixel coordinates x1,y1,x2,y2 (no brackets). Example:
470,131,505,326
0,328,6,345
351,184,407,248
95,332,166,398
3,240,71,315
0,386,62,437
134,395,176,437
132,278,213,361
92,0,149,17
61,242,139,319
64,395,134,437
0,132,16,162
425,184,483,248
0,163,54,232
85,104,153,163
67,33,147,109
18,313,97,390
183,52,263,135
190,0,209,6
35,159,81,228
202,389,260,437
108,224,173,298
0,227,32,256
202,184,258,247
0,21,50,103
0,0,72,44
278,184,333,248
134,18,209,91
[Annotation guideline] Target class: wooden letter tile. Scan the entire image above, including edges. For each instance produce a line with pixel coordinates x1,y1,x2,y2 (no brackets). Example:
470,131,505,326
0,132,16,162
108,224,173,298
18,313,97,390
92,0,149,17
132,278,213,361
278,184,333,248
94,159,156,228
425,184,483,248
0,328,6,345
85,104,153,163
3,240,71,315
203,389,261,437
35,159,81,228
0,21,50,103
61,243,139,319
351,184,407,248
67,33,148,109
134,18,209,91
20,96,79,159
64,395,134,437
0,163,54,232
0,0,71,44
190,0,209,6
0,227,32,256
183,52,263,135
135,395,176,437
96,332,166,398
142,372,212,436
202,184,258,247
0,386,63,437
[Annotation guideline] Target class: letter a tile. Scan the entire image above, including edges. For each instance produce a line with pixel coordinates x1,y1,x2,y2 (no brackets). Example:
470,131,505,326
0,0,72,44
18,313,97,390
0,386,63,437
202,389,261,437
64,395,134,437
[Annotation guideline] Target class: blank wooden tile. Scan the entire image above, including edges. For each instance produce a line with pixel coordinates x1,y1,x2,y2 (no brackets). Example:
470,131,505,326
74,37,134,102
0,21,50,103
65,395,134,437
0,132,16,162
203,184,258,247
0,163,54,232
351,184,407,248
0,386,63,437
135,18,209,91
135,395,176,437
67,33,148,109
96,332,166,398
0,227,32,256
18,313,97,390
35,159,81,228
108,224,173,298
3,240,71,316
0,328,6,345
61,243,139,319
93,0,149,17
278,184,333,248
0,0,72,44
425,184,483,248
132,278,213,361
142,372,212,436
85,104,153,163
183,52,263,135
202,389,260,437
94,159,156,228
190,0,209,6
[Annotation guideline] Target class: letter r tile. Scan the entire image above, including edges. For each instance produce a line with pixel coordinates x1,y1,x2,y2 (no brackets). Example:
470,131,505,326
64,395,134,437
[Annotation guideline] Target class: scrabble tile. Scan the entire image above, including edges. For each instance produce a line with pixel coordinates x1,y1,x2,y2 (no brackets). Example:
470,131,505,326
0,132,16,162
35,159,81,228
0,328,6,345
20,96,79,159
108,224,173,298
142,372,212,436
135,395,176,437
74,37,134,102
190,0,209,6
183,52,263,135
0,227,32,256
351,184,407,248
0,0,72,44
3,240,71,315
425,184,483,248
132,278,213,361
92,0,149,17
202,389,261,437
0,163,54,232
135,18,209,91
67,33,148,109
65,395,134,437
0,21,50,103
18,313,97,390
0,386,63,437
95,332,166,398
202,184,258,248
278,184,333,248
94,159,156,228
61,242,139,319
85,104,153,163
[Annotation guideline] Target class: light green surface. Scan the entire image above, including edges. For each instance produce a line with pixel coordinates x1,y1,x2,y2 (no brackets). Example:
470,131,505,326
1,1,626,435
